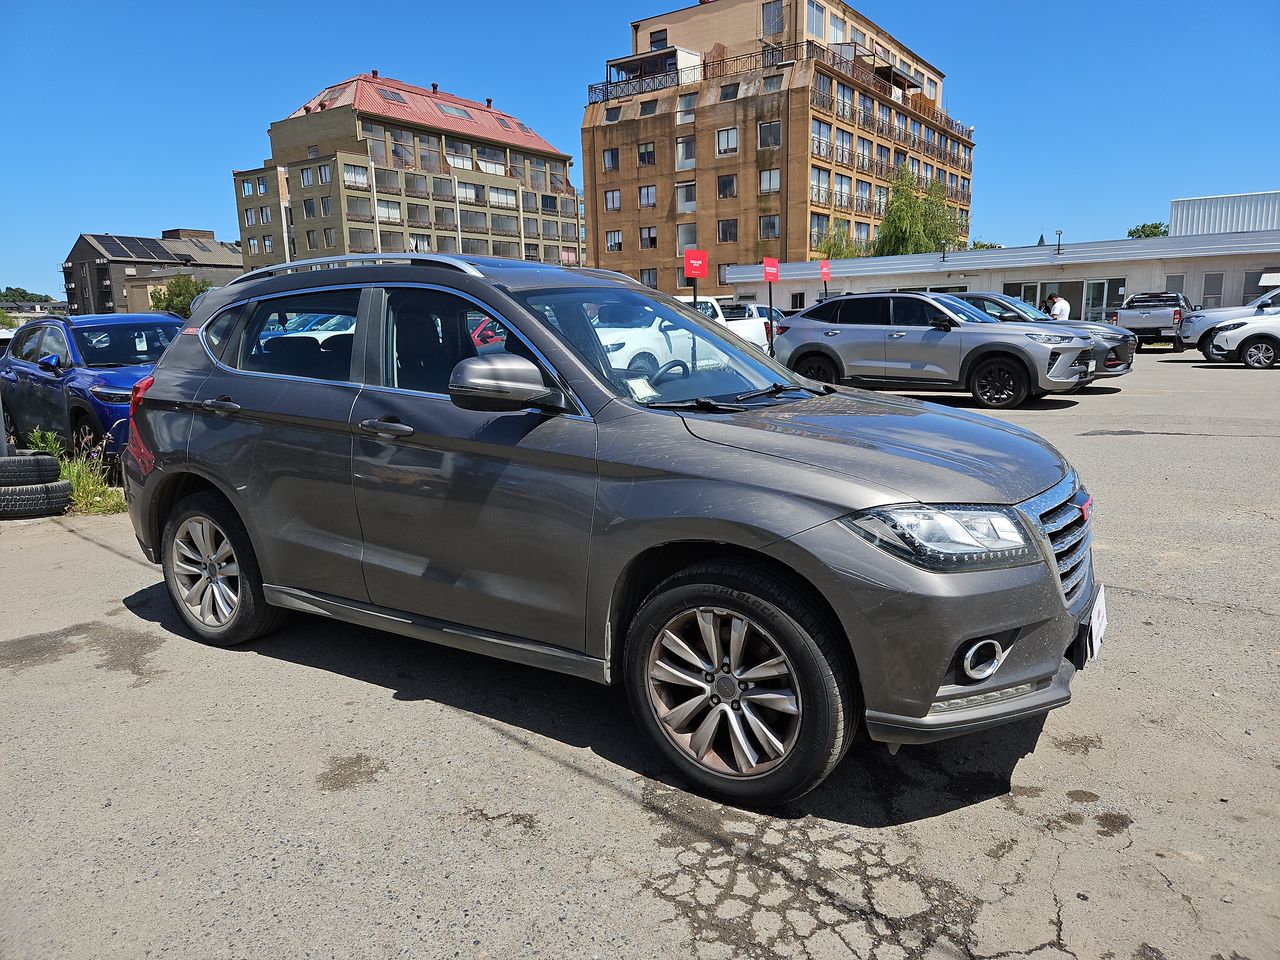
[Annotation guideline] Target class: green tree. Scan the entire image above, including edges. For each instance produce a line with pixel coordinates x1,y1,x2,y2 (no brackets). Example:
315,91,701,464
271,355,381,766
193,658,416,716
920,178,965,254
872,166,929,256
1127,222,1169,239
0,286,54,303
970,239,1002,250
814,228,868,261
150,275,212,318
0,307,16,329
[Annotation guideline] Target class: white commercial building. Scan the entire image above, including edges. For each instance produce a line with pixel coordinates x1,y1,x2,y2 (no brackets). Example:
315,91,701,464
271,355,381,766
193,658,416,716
725,229,1280,321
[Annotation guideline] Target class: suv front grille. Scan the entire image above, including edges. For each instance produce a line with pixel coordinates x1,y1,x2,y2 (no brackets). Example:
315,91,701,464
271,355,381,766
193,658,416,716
1020,471,1093,609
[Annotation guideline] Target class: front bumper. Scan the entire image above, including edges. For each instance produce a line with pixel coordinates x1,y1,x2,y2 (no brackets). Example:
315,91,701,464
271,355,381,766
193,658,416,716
1034,346,1095,392
1209,337,1239,361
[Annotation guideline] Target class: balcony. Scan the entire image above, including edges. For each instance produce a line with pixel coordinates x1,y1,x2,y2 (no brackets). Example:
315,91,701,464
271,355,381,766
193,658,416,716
405,186,431,199
433,190,456,203
347,213,375,223
809,185,831,205
406,218,431,229
811,137,833,160
457,194,487,207
344,179,370,192
434,220,457,232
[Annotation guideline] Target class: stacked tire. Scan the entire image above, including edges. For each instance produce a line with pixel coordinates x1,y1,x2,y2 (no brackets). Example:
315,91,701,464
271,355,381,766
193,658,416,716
0,448,71,519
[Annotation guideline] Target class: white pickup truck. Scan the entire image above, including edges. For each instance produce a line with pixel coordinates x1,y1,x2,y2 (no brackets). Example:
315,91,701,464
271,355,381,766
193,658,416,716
675,296,773,352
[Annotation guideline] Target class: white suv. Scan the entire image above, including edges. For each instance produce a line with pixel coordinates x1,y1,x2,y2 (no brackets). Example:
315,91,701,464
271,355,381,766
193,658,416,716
1208,315,1280,368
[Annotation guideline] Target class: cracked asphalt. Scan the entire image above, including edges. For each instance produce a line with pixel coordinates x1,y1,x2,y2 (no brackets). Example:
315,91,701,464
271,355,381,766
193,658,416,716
2,354,1276,959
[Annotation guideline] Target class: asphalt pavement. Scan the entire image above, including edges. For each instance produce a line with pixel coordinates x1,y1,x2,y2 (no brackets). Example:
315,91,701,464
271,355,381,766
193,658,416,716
1,353,1276,959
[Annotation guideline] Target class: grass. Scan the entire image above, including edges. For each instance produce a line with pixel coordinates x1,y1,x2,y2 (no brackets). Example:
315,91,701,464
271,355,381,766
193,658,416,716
25,427,128,515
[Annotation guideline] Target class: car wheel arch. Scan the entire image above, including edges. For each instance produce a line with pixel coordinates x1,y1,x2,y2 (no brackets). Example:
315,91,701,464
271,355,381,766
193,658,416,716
788,345,845,378
148,469,270,578
959,346,1036,387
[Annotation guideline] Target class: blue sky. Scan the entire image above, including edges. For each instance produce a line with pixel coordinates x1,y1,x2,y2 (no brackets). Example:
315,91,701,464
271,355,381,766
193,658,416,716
3,0,1277,296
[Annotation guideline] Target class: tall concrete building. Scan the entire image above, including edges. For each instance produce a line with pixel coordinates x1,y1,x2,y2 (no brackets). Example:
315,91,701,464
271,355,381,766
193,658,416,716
582,0,974,295
233,72,584,272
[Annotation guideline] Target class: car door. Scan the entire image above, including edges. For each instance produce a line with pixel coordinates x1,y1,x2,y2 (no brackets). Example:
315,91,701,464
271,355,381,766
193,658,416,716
30,323,75,439
350,284,597,652
883,296,962,382
187,286,369,600
1,326,47,435
829,296,889,379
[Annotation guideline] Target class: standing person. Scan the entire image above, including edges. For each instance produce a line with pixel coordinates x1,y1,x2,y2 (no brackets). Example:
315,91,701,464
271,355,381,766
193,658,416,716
1048,293,1071,323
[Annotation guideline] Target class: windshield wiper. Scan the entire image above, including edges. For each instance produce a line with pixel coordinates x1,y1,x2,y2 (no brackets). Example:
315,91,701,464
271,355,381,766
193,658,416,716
735,381,832,402
647,397,748,413
86,362,126,368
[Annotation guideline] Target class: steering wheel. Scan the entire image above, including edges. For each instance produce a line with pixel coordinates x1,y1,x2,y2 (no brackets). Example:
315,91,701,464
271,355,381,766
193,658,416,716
653,359,690,384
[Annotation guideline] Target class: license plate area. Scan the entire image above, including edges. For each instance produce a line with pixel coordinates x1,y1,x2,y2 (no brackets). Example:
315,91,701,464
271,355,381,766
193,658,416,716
1088,584,1108,660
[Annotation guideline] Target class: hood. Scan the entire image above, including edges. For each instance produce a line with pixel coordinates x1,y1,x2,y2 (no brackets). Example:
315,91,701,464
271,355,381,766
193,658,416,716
680,391,1068,506
80,363,157,396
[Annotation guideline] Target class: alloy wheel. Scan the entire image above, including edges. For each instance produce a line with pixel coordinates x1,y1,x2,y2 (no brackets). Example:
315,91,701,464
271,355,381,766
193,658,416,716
976,364,1017,405
1244,341,1276,368
646,606,802,778
171,516,240,628
798,359,834,383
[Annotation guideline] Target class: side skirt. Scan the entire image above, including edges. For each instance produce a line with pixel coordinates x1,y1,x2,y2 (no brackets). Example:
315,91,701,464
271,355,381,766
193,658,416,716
263,584,610,685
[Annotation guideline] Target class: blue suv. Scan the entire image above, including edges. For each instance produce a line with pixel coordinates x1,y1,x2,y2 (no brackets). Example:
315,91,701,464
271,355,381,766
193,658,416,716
1,313,183,453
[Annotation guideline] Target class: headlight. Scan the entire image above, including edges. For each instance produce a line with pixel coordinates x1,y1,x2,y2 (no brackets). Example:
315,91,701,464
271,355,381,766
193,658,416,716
603,342,626,353
89,385,133,404
1025,333,1077,344
1098,332,1126,342
1188,314,1206,322
841,505,1040,571
1215,322,1247,333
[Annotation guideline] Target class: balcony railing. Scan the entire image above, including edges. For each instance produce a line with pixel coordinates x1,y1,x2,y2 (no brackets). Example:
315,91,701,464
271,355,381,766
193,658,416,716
810,231,871,254
344,179,370,192
347,213,375,223
434,220,457,232
809,185,830,205
811,137,833,160
432,190,455,202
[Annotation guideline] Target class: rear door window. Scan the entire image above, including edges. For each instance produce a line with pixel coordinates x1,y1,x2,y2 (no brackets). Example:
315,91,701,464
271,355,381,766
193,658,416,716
233,290,361,381
801,300,843,324
840,297,888,325
890,298,944,326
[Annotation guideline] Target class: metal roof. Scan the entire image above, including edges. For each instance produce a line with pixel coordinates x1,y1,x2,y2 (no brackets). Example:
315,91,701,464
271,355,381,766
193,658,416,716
1169,191,1280,236
725,230,1280,284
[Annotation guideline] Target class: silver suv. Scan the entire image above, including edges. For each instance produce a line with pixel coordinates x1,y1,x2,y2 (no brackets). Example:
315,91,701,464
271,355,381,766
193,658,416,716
775,292,1096,408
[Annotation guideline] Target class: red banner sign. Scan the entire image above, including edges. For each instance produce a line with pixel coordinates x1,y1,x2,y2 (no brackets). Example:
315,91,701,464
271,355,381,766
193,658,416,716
683,249,709,279
819,260,831,282
763,257,780,283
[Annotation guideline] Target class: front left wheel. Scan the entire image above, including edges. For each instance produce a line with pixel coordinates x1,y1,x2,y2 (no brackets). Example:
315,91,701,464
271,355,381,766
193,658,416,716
969,356,1030,409
162,492,286,646
624,563,858,806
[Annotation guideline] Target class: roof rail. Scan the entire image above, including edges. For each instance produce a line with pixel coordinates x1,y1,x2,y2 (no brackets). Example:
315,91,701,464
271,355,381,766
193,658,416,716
568,266,646,288
228,253,484,286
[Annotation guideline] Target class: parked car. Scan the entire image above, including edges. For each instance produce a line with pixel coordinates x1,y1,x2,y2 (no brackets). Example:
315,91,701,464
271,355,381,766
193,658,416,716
1207,315,1280,368
1,313,183,452
675,295,772,351
124,253,1105,806
1177,287,1280,359
0,327,14,354
955,291,1136,381
1107,292,1197,348
774,291,1096,408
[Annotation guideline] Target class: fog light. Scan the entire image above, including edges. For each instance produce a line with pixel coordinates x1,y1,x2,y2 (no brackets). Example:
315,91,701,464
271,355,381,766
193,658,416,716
927,681,1036,715
962,638,1006,681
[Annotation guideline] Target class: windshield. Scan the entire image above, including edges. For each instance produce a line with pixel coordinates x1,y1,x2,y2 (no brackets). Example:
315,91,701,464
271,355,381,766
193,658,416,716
72,322,181,367
933,295,999,324
1248,287,1280,308
511,286,802,406
1000,296,1052,321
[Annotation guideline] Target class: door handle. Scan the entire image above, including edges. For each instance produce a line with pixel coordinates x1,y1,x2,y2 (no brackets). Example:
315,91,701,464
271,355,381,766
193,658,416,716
823,330,841,337
201,397,241,414
889,331,908,338
359,417,415,438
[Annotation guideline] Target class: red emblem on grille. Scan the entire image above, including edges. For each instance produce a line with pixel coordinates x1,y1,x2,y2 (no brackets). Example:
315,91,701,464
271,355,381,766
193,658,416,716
1080,496,1093,521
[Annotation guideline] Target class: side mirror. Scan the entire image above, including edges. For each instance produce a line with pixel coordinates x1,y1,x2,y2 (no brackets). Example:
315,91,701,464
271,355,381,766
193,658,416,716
998,311,1020,322
658,319,679,333
929,316,952,330
1193,304,1203,311
1257,300,1272,310
448,355,564,413
37,353,62,371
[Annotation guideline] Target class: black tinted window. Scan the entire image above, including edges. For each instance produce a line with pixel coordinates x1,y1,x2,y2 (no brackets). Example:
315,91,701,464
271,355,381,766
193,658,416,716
12,327,45,362
840,297,888,325
204,305,244,360
235,290,360,381
891,298,943,327
386,288,544,395
802,300,842,324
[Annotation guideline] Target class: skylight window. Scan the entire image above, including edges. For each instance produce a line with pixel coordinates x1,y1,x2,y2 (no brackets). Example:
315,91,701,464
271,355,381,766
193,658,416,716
496,117,512,129
518,123,532,134
377,87,407,104
438,104,474,120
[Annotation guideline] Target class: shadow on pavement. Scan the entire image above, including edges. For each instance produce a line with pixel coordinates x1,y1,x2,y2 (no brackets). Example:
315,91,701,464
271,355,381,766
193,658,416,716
895,393,1078,411
123,581,1044,827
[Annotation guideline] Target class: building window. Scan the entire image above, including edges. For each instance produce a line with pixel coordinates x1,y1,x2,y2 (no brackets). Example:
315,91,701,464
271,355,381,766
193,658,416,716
241,180,253,198
306,144,320,159
438,104,474,120
640,268,658,289
244,207,256,226
491,187,517,209
761,0,783,36
604,106,621,123
300,198,314,219
760,169,780,194
1202,272,1224,309
605,230,623,253
791,292,806,310
305,229,317,250
263,236,274,254
604,189,621,212
676,181,696,213
676,135,696,171
677,93,697,124
716,127,739,156
437,235,458,253
541,194,558,214
248,237,260,254
759,215,780,240
408,233,431,254
639,184,657,207
324,228,336,248
637,142,656,167
829,13,845,43
718,219,738,243
461,238,488,255
718,263,737,285
720,83,740,102
640,226,657,249
378,199,402,223
676,222,697,254
300,167,314,188
603,148,619,172
806,0,825,39
763,74,783,93
318,164,331,184
317,195,331,218
649,28,667,50
718,174,737,199
639,100,658,117
758,120,781,149
926,78,938,100
677,268,691,288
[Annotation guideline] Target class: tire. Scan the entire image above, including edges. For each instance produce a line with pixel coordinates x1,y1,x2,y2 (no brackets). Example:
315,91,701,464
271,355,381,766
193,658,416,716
1240,336,1278,370
793,353,838,384
623,562,858,807
969,355,1030,409
627,353,659,378
1172,340,1186,354
0,479,72,519
71,413,102,454
161,491,287,646
0,451,61,486
3,405,20,447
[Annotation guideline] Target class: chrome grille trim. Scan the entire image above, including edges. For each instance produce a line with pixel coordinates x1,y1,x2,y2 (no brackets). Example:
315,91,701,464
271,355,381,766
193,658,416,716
1019,470,1094,609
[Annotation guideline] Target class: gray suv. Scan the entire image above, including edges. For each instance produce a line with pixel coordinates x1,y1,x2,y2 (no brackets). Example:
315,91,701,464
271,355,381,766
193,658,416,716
775,292,1096,408
124,254,1105,806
